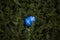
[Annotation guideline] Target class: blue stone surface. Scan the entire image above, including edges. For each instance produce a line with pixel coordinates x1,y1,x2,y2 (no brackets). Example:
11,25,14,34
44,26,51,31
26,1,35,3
24,16,36,27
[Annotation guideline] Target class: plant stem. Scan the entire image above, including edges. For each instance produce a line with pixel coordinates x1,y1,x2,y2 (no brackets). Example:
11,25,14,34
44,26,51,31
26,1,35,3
26,22,35,40
27,28,31,40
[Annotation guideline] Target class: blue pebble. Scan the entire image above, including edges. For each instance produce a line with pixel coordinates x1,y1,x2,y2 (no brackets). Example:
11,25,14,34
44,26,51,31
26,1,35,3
24,16,36,27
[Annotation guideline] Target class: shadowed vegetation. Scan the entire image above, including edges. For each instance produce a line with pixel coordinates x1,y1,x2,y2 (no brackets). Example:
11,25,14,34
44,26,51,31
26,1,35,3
0,0,60,40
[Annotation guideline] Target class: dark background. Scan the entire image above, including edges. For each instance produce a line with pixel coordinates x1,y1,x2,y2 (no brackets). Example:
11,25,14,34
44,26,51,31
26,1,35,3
0,0,60,40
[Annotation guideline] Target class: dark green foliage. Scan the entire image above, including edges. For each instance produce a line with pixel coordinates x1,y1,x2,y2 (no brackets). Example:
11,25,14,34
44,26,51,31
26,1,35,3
0,0,60,40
